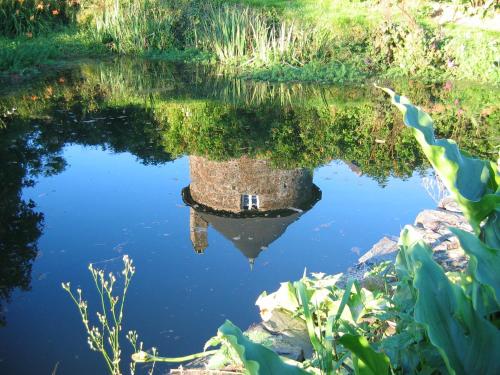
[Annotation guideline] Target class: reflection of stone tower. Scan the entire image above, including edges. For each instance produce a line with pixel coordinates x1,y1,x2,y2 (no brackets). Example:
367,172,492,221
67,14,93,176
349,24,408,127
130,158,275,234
190,208,208,253
183,156,321,266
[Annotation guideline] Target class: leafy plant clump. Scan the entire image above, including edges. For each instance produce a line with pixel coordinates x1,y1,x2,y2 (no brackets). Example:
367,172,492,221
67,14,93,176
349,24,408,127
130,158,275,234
0,0,79,37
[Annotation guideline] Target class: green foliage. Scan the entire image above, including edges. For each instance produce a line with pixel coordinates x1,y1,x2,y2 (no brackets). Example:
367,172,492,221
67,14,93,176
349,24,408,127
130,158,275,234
88,0,175,53
195,3,342,69
397,226,500,375
255,272,390,374
370,20,449,79
450,228,500,317
207,320,309,374
1,0,499,85
380,86,499,246
444,27,500,83
337,334,389,375
0,30,108,73
0,0,78,37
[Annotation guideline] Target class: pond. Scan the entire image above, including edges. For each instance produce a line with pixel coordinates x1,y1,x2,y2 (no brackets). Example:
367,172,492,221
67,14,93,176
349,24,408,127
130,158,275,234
0,59,497,374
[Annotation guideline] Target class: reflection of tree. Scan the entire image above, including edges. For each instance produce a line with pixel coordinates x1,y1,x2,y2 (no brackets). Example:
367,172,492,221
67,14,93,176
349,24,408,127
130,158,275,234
0,84,173,326
0,123,49,326
159,100,429,184
0,64,496,323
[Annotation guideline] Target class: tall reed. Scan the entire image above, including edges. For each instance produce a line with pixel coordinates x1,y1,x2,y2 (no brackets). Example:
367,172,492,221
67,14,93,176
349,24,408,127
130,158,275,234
196,4,336,67
89,0,175,53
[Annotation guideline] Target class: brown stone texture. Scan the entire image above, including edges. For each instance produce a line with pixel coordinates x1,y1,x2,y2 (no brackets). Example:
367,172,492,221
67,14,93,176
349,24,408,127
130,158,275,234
190,208,208,253
189,156,315,213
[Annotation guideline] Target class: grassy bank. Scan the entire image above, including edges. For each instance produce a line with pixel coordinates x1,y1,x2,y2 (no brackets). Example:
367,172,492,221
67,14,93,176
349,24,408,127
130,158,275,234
0,0,499,84
0,30,108,76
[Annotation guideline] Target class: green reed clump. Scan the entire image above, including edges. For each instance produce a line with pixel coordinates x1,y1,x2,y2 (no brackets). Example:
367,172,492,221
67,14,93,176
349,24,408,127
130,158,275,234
0,0,79,37
196,4,337,67
88,0,175,54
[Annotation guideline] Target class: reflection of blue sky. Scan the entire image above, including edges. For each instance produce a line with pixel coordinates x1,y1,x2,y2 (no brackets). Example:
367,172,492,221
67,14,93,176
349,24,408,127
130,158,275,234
3,145,434,374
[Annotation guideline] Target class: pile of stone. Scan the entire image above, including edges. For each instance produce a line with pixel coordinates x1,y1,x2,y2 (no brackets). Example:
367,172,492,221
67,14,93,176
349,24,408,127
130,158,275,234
352,196,470,274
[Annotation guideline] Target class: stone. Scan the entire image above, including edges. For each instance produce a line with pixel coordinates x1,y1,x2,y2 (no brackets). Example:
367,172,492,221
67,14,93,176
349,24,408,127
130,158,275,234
438,196,461,213
246,322,311,361
358,236,399,264
188,156,316,213
414,209,472,234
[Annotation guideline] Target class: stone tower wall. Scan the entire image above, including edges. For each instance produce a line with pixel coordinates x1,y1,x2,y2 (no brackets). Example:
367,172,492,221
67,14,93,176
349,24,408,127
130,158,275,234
190,208,208,253
189,156,314,213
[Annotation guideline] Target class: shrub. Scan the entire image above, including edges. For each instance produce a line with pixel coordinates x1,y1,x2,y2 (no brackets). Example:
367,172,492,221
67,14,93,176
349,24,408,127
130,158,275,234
0,0,79,37
370,20,449,78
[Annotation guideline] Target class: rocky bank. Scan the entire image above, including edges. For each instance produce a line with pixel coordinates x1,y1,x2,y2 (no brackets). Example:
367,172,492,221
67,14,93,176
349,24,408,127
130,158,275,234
174,196,472,374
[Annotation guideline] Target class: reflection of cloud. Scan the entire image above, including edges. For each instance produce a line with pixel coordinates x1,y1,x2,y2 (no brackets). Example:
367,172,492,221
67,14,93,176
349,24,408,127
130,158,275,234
351,247,361,255
313,221,335,232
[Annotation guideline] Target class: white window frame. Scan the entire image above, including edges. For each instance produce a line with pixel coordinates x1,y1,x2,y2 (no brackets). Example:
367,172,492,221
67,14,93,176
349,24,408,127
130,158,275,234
241,194,259,210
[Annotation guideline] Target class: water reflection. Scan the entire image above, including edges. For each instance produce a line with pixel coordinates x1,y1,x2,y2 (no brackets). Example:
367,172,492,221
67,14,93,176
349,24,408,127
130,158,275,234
0,58,497,374
183,156,321,266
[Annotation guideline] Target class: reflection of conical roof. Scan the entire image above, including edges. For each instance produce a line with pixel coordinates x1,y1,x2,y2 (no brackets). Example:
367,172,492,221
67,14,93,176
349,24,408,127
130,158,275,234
196,211,302,260
183,185,321,264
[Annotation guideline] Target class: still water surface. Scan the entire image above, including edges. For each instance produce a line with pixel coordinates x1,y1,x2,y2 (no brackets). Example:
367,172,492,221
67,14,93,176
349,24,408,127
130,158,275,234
0,60,496,374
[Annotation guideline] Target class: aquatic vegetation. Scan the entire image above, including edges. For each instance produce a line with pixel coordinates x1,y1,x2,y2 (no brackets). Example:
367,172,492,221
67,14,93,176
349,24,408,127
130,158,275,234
196,3,337,68
380,87,499,247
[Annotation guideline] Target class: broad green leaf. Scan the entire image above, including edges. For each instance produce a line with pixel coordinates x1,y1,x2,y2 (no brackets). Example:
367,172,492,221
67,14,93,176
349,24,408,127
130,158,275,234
450,228,500,314
256,281,299,320
338,334,390,375
399,226,500,375
482,211,500,249
217,320,309,375
294,280,335,373
378,86,499,246
335,279,354,323
294,281,324,356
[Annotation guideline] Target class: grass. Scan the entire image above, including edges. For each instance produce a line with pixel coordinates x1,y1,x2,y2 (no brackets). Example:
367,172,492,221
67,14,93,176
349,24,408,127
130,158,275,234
0,0,499,85
442,25,500,83
239,60,367,83
88,0,176,54
0,30,109,76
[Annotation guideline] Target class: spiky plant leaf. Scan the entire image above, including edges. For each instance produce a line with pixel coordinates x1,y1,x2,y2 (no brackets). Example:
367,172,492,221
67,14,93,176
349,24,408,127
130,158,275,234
398,226,500,375
338,334,390,375
450,227,500,316
378,86,499,247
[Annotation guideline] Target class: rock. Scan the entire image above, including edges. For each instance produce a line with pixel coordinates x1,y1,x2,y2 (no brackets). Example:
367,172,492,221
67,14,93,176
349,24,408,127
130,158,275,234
414,209,472,234
438,196,461,213
259,309,313,359
358,236,399,264
246,322,311,361
413,209,470,260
